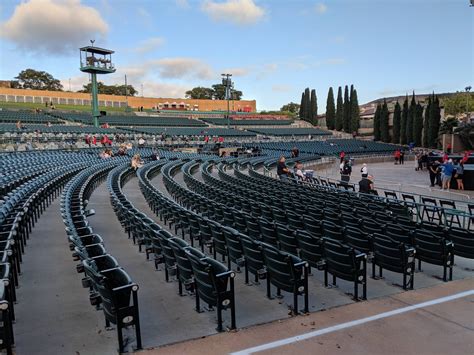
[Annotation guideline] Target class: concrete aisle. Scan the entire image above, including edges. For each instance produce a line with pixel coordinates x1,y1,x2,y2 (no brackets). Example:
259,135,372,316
14,197,117,355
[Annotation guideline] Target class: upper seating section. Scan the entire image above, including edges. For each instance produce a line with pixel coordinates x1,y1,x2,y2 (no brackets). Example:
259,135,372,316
125,127,256,137
247,128,332,136
200,117,293,126
50,112,207,127
0,109,61,124
0,123,124,134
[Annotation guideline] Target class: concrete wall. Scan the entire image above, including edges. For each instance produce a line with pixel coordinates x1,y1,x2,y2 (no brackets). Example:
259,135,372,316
0,87,257,112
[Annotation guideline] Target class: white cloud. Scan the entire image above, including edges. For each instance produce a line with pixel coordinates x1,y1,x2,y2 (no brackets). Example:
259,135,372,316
256,63,278,79
332,35,345,43
175,0,190,9
1,0,108,54
315,3,327,14
272,84,292,93
135,37,165,54
153,57,214,79
141,82,189,98
202,0,265,25
222,67,251,77
323,58,345,65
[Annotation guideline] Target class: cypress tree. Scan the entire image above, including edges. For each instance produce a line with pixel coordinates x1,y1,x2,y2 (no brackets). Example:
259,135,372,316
335,86,344,131
413,103,424,147
325,87,336,130
310,89,318,125
406,92,416,144
299,92,304,119
373,103,381,141
400,95,409,145
430,95,441,148
392,101,401,144
380,99,390,142
304,87,311,121
350,89,360,133
343,85,350,132
423,96,431,147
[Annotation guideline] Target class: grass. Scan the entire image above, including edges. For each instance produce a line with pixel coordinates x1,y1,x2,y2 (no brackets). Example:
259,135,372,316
0,101,130,113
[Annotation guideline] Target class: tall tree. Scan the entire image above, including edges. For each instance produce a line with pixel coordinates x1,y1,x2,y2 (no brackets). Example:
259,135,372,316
185,86,214,99
350,89,360,133
280,102,300,114
406,92,416,144
15,69,63,91
310,89,318,125
343,85,351,132
423,96,431,147
335,86,344,131
325,87,336,130
400,95,409,145
380,99,390,142
304,87,311,121
392,101,401,144
299,92,305,118
211,84,242,100
373,103,381,141
79,82,138,96
413,103,424,147
430,95,442,148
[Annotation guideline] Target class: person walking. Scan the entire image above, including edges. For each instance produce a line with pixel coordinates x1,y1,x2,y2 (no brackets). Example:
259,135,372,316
340,159,352,186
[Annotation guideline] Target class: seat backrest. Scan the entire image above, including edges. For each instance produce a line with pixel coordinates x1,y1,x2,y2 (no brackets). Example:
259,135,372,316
323,238,363,281
222,226,244,263
168,237,194,282
240,234,265,274
447,227,474,259
294,230,323,267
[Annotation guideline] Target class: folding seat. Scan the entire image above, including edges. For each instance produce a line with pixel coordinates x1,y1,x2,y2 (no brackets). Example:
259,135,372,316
0,283,13,355
411,230,454,281
168,237,196,295
384,223,413,245
261,243,309,315
244,215,262,240
222,227,245,270
209,221,228,262
154,230,178,282
321,239,367,300
371,233,416,290
439,200,463,228
286,211,304,231
73,243,107,262
421,197,442,223
344,226,371,254
275,223,298,255
259,217,278,246
233,211,248,234
87,267,142,352
359,217,385,235
239,234,266,284
384,191,398,200
294,230,324,269
185,248,236,332
447,227,474,259
418,221,447,237
321,220,345,241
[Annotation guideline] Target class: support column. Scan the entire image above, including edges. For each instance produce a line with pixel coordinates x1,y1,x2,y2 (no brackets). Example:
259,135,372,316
91,73,100,127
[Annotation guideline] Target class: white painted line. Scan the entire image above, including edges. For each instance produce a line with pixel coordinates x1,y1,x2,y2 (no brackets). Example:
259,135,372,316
230,289,474,355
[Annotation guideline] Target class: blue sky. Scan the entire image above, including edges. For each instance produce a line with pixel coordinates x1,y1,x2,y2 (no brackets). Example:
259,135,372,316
0,0,472,110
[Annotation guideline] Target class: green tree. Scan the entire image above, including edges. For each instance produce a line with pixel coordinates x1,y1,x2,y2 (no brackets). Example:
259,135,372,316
310,89,318,125
15,68,63,91
400,95,409,145
79,82,137,96
392,101,401,144
380,99,390,142
443,92,474,116
373,103,381,141
211,84,242,100
280,102,300,114
430,95,442,148
304,87,311,121
299,92,305,118
454,123,473,150
423,96,431,147
413,103,424,147
439,117,458,135
185,86,214,99
350,89,360,133
325,87,336,130
343,85,350,132
406,92,416,144
335,86,344,131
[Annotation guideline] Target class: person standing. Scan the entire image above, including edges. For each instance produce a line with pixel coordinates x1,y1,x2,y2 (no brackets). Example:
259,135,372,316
339,151,345,163
441,159,454,190
399,150,405,165
428,160,439,187
394,150,400,164
358,175,374,194
340,159,352,186
360,163,368,178
454,160,464,190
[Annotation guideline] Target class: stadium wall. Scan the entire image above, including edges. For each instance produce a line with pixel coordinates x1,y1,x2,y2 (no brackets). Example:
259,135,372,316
0,87,257,112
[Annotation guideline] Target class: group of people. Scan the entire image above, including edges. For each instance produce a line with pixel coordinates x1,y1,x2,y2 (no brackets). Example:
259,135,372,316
277,156,306,182
393,149,406,165
428,158,465,190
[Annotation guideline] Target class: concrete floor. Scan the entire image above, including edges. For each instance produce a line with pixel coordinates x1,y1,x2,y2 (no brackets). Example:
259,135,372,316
11,163,474,355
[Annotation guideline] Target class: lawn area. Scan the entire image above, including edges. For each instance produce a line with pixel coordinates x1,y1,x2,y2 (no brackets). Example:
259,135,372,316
0,101,130,113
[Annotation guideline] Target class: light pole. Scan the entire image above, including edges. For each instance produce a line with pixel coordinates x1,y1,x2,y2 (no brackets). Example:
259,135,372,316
221,73,232,129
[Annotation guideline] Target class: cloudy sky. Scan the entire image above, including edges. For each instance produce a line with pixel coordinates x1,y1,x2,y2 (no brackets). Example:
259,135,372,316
0,0,472,110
